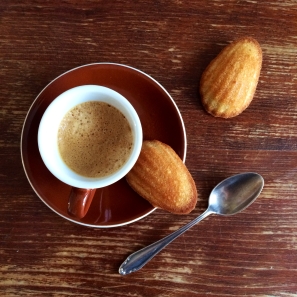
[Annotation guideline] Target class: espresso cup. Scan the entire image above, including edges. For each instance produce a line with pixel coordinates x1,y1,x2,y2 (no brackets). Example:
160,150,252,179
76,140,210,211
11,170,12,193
38,85,143,219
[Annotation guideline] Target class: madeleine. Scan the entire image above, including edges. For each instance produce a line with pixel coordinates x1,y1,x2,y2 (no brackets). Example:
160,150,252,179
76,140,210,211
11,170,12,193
200,37,262,118
126,140,197,214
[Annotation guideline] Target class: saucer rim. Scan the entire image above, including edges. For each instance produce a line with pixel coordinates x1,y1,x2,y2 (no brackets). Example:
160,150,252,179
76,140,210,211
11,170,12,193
20,62,187,228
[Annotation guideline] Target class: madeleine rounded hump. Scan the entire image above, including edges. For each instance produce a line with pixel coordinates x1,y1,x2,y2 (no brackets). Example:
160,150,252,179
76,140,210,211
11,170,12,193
200,36,262,118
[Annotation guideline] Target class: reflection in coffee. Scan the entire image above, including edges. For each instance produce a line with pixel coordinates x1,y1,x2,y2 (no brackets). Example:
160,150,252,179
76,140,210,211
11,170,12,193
58,101,133,178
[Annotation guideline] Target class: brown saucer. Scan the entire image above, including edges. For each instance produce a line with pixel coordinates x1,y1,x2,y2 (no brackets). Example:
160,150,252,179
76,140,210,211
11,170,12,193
21,63,186,228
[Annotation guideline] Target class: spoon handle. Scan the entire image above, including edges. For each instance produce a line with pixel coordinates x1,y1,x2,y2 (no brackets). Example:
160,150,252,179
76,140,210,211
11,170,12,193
119,209,212,275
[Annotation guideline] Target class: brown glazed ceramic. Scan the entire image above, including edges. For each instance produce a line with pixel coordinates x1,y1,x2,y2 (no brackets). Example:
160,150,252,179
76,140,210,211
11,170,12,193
68,188,97,219
21,63,186,228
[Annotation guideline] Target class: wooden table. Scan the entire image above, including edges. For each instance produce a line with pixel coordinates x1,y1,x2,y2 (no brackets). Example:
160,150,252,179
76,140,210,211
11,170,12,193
1,1,297,296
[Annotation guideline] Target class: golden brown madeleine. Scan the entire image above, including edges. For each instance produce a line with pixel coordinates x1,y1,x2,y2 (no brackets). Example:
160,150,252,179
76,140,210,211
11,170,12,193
126,140,197,214
200,37,262,118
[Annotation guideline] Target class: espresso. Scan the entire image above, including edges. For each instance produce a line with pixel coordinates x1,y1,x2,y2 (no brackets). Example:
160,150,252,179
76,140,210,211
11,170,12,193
58,101,133,178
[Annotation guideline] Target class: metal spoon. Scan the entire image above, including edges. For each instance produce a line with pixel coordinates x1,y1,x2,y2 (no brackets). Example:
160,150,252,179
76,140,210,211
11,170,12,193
119,172,264,275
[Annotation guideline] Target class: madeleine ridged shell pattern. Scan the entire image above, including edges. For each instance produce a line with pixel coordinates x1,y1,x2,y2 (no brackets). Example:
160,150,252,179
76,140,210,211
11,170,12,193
126,140,197,214
200,37,262,118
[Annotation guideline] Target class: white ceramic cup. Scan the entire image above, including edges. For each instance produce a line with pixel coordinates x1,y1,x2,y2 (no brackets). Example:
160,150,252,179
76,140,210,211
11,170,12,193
38,85,143,218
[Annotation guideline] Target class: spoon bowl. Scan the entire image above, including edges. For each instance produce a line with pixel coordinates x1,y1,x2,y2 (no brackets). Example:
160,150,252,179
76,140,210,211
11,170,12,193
208,172,264,215
119,172,264,275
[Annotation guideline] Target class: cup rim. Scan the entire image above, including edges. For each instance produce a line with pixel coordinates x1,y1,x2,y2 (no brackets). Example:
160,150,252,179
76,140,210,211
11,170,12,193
37,85,143,189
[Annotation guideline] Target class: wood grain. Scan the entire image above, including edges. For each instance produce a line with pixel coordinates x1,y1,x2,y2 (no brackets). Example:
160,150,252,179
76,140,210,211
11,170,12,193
1,0,297,296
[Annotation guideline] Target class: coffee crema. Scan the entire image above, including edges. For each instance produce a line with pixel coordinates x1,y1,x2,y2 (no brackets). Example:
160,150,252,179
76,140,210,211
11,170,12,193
57,101,133,178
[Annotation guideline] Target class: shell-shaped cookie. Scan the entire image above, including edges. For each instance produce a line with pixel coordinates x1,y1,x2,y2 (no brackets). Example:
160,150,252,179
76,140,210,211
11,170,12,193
126,140,197,214
200,37,262,118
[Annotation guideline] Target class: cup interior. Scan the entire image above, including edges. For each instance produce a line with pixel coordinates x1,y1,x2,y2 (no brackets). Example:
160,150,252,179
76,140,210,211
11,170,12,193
38,85,142,189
